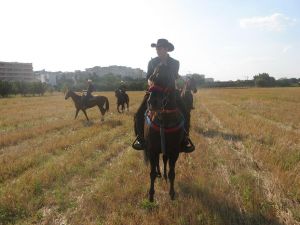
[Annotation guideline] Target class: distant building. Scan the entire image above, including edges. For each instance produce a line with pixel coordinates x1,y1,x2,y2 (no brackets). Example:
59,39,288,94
85,65,145,79
205,78,214,83
0,61,35,81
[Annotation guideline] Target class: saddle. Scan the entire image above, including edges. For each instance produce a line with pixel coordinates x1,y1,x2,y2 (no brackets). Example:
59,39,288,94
145,109,184,133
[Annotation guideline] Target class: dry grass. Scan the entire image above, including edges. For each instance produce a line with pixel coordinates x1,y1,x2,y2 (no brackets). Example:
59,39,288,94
0,88,299,225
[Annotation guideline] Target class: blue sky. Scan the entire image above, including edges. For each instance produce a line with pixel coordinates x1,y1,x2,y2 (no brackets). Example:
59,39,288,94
0,0,299,80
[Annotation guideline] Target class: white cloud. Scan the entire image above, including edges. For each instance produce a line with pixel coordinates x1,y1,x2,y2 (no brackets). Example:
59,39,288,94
282,46,292,53
239,13,297,31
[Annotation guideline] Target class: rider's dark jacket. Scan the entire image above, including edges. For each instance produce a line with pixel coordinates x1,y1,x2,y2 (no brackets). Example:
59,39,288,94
119,84,127,93
146,56,179,89
87,83,95,97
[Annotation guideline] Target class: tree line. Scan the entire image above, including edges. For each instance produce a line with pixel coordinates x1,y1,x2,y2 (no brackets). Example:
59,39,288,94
57,73,148,92
0,81,53,97
200,73,300,88
0,73,299,97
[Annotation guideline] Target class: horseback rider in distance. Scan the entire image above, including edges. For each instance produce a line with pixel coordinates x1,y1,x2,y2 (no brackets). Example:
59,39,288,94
82,79,95,108
118,80,127,93
133,38,195,153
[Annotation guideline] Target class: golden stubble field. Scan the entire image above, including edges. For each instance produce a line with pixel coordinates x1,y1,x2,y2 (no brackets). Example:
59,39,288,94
0,88,300,225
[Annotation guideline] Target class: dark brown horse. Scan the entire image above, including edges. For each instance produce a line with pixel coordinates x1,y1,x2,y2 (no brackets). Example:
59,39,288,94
144,85,185,202
180,77,197,135
143,65,185,202
181,76,197,112
65,89,109,122
115,89,129,113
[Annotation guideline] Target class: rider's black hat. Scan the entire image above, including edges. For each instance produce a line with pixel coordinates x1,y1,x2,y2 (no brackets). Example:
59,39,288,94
151,39,174,52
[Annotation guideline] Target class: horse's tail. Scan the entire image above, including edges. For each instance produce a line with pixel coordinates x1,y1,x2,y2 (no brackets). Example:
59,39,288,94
104,96,109,111
126,93,129,103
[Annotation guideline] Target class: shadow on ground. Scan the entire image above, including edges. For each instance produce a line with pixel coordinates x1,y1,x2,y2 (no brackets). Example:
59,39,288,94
102,119,123,128
195,127,246,142
178,182,282,225
178,182,283,225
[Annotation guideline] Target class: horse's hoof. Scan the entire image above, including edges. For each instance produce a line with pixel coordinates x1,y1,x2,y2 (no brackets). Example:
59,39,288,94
170,193,175,200
164,175,168,181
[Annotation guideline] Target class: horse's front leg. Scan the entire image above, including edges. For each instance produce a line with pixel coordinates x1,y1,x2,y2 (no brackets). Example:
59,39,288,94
168,154,179,200
81,109,89,121
163,154,168,181
98,105,105,121
75,108,80,119
156,156,162,178
149,154,159,202
117,104,121,113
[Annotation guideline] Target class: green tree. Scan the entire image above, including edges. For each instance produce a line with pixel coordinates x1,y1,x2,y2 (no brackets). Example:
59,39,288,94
253,73,276,87
0,81,12,97
191,73,205,86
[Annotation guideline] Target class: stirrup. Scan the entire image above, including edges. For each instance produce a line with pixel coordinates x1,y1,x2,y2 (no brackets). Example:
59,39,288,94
132,137,145,151
182,137,195,153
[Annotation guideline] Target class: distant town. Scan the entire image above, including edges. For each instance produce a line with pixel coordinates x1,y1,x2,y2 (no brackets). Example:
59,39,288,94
0,61,299,97
0,61,147,86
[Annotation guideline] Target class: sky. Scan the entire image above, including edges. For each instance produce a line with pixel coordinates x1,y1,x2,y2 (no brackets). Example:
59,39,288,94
1,0,299,81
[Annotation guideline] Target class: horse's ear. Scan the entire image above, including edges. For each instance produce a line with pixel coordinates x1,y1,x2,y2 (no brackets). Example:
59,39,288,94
63,87,68,95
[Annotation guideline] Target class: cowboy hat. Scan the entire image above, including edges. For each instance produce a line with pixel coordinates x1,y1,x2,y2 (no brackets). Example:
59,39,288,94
151,39,174,52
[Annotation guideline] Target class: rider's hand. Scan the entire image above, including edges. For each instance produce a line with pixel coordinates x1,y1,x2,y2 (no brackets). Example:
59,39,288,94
148,79,154,87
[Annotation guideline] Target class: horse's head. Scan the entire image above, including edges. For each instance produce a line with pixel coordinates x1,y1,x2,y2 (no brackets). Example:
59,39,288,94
149,64,174,88
147,64,178,111
186,77,197,93
147,86,176,111
65,89,71,100
147,90,163,111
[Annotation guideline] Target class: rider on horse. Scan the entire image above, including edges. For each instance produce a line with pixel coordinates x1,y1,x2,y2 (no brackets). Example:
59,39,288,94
118,80,127,93
184,76,196,109
133,39,195,153
82,79,95,108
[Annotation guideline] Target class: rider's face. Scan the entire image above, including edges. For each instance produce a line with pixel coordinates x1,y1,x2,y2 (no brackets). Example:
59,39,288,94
156,46,168,58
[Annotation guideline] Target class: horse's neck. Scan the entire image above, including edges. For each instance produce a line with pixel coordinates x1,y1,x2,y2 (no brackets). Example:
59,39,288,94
184,83,191,91
163,92,178,110
70,92,81,103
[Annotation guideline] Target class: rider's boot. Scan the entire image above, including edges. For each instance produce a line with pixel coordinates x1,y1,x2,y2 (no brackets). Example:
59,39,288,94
182,135,195,153
132,120,146,150
132,135,146,150
175,90,195,153
132,98,147,151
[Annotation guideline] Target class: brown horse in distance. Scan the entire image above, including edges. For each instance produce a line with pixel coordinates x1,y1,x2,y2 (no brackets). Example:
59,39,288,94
180,76,197,135
65,89,109,122
115,89,129,113
181,76,197,112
